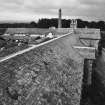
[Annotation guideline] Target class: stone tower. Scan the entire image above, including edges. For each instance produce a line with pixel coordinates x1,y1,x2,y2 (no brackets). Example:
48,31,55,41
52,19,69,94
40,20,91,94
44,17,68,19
58,8,62,28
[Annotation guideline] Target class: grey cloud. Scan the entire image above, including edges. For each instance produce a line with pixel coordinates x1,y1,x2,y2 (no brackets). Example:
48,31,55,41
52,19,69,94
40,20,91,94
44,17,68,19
0,0,105,21
0,0,24,12
79,0,105,7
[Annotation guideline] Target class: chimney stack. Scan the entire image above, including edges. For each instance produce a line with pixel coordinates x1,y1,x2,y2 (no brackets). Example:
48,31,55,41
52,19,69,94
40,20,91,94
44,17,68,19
58,8,62,28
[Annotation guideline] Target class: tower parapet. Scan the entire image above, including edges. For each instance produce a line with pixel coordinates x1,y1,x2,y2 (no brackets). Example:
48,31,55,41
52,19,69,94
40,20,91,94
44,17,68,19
70,19,77,29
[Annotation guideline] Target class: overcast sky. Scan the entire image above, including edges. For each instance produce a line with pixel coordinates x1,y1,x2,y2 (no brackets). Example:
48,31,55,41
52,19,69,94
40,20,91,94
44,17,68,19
0,0,105,22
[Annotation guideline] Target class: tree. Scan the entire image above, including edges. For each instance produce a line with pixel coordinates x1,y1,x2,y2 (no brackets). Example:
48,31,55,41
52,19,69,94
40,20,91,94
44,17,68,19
30,21,37,28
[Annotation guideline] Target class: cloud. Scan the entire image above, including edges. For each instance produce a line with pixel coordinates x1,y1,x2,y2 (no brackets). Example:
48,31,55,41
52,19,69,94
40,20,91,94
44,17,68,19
0,0,105,21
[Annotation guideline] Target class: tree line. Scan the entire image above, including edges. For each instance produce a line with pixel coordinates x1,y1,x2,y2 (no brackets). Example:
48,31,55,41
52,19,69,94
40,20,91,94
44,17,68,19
0,18,105,30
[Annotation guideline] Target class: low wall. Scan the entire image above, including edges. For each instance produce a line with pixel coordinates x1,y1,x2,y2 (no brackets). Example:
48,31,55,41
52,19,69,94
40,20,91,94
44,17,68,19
0,33,84,105
4,28,72,35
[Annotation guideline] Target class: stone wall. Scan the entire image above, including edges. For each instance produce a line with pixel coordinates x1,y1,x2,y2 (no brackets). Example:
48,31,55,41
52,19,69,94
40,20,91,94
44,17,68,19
91,48,105,104
74,28,100,49
4,28,72,35
75,28,100,38
0,33,84,105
